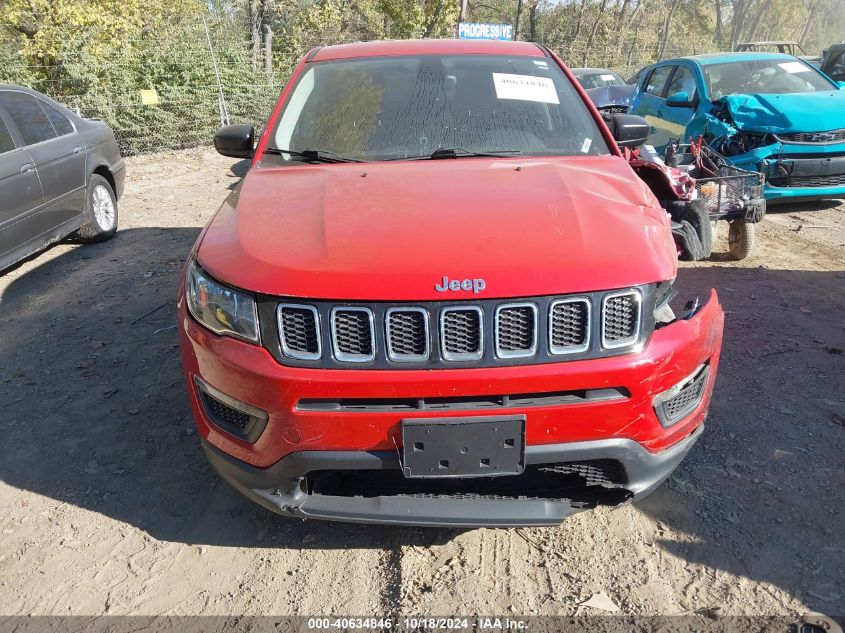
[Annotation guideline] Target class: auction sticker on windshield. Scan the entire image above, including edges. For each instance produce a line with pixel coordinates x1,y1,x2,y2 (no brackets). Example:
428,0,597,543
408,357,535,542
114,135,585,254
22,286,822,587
492,73,560,104
779,61,811,73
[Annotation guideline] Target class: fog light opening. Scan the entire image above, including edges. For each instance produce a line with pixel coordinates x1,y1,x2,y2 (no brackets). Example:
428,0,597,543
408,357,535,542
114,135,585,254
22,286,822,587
194,376,269,443
653,363,710,428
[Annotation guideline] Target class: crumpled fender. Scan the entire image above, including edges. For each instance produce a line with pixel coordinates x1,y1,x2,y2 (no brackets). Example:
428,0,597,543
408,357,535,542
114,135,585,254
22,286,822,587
686,111,736,143
720,141,782,168
719,91,845,133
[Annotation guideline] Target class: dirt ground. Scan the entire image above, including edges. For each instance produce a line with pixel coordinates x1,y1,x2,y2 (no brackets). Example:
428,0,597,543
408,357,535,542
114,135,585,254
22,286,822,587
0,147,843,619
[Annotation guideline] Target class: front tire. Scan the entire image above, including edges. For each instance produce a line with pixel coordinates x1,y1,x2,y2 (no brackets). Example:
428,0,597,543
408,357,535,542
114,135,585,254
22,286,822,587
76,175,118,243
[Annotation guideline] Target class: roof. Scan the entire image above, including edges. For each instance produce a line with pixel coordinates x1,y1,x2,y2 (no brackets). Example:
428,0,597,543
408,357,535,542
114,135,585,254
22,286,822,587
680,51,797,65
737,41,801,46
310,39,546,62
570,68,617,74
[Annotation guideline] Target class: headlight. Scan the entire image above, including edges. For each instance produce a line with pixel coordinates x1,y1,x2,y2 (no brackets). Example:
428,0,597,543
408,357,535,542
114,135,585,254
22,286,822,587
186,261,260,343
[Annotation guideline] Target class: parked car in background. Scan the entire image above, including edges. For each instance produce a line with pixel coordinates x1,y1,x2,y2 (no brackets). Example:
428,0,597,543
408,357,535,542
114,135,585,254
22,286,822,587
0,85,124,271
820,43,845,82
571,67,628,89
179,39,724,527
735,40,821,65
628,53,845,201
735,41,808,55
573,68,637,120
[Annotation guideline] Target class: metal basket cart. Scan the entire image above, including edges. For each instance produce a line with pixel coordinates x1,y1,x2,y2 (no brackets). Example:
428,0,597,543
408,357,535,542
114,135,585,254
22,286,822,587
665,143,766,260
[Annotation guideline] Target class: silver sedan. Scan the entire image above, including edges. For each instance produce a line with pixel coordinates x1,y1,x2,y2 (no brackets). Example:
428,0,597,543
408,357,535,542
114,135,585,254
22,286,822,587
0,85,125,271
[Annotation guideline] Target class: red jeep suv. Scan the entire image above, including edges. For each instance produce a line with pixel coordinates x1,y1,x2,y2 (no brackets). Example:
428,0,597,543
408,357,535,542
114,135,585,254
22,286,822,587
177,39,724,527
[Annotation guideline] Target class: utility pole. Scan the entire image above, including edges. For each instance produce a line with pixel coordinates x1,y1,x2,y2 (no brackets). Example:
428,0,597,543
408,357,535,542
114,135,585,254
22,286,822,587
264,25,273,80
202,15,229,127
458,0,468,24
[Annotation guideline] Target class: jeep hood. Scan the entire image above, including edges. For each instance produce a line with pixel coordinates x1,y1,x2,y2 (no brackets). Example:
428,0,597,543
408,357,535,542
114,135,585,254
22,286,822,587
719,91,845,133
197,156,675,301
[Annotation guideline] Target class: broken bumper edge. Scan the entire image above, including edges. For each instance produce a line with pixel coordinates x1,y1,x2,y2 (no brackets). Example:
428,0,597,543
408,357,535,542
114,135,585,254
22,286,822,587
201,424,704,528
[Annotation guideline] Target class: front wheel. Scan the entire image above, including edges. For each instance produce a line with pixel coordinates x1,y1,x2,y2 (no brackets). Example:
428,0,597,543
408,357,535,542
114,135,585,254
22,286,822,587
75,175,118,243
727,219,756,261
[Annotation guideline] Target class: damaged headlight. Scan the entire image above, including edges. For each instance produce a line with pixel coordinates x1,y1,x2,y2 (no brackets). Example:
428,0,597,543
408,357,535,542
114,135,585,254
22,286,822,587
654,279,678,326
186,260,260,343
721,132,774,157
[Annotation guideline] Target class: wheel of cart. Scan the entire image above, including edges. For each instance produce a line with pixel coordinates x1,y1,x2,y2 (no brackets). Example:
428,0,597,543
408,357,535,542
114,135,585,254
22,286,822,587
665,143,766,261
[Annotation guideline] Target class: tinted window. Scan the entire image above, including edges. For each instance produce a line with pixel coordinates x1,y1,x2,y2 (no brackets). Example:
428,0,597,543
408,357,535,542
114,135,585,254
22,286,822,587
645,66,673,97
0,92,57,146
645,66,673,96
704,58,837,98
39,100,74,136
0,115,15,154
270,54,610,162
665,66,698,100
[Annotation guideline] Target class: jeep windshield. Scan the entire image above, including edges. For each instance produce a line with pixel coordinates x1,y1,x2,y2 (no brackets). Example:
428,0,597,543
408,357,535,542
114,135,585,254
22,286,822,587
266,54,610,163
704,58,837,99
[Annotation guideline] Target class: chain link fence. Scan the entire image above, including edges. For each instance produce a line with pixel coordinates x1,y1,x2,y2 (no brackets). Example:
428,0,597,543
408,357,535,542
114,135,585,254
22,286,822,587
61,83,283,156
2,17,712,156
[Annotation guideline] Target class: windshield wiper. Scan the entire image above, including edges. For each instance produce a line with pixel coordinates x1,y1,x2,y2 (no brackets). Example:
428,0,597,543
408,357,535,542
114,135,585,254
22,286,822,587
264,147,364,163
428,147,523,160
380,148,524,161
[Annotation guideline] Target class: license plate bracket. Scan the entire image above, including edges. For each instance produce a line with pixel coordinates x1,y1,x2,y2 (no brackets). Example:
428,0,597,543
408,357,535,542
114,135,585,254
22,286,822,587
401,416,526,479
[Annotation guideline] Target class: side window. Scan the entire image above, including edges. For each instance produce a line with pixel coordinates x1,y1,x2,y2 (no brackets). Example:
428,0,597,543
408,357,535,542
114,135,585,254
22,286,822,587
39,100,74,136
645,66,673,96
0,92,57,146
0,114,15,154
665,66,698,100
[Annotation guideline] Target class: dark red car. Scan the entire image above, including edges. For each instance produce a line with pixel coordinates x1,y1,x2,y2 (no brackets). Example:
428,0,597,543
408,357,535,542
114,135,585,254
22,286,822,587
177,39,724,527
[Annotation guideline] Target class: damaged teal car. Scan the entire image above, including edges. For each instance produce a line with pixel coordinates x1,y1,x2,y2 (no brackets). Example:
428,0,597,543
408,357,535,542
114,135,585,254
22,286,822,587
629,52,845,202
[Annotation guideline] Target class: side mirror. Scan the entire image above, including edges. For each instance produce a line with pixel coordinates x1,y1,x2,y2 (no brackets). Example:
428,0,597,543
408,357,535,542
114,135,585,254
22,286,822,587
837,81,845,89
610,113,650,148
214,124,255,158
666,91,695,108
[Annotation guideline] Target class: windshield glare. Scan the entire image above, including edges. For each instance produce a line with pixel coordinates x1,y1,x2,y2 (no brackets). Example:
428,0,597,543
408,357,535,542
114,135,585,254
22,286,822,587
575,72,626,89
704,59,836,98
269,54,610,162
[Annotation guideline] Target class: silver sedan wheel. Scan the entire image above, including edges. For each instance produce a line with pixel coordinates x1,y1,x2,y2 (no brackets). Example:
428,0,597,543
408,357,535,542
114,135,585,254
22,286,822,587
92,184,116,231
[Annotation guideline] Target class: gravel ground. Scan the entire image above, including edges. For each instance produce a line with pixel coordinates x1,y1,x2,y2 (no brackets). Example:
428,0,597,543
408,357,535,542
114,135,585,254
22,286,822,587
0,147,843,619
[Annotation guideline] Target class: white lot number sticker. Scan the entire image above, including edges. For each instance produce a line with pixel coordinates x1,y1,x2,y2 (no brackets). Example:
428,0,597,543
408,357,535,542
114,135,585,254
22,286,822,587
779,61,811,73
600,74,616,81
493,73,560,104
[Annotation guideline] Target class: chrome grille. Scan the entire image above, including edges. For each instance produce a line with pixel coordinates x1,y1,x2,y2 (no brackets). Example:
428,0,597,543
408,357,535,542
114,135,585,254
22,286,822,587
277,304,320,360
441,307,483,361
331,308,375,362
549,299,590,354
386,308,429,361
776,128,845,143
602,290,641,348
266,286,651,368
495,304,538,358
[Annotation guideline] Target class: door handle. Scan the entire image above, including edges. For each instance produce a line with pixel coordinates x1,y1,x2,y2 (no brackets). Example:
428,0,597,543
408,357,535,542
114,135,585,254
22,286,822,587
20,163,34,174
73,146,82,154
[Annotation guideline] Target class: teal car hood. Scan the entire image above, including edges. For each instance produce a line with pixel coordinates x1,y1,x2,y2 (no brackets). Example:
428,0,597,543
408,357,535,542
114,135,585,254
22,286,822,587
720,91,845,133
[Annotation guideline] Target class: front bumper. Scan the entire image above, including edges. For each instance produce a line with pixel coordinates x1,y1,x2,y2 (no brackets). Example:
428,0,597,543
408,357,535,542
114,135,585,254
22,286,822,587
178,289,723,526
730,142,845,201
202,424,703,527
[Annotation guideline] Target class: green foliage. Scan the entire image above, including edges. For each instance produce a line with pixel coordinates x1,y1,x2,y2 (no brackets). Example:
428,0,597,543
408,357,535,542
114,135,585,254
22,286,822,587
1,0,842,154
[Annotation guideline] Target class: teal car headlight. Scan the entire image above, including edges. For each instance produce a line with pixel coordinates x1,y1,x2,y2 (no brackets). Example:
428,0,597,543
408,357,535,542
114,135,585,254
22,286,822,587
186,260,260,343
